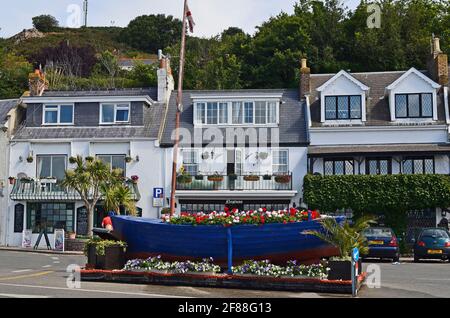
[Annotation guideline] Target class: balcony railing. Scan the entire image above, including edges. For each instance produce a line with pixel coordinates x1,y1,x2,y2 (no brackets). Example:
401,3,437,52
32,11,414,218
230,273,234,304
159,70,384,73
176,173,293,191
10,178,141,201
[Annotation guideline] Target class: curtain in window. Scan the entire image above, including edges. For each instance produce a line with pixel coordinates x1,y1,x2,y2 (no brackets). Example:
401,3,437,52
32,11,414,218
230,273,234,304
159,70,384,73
232,102,243,124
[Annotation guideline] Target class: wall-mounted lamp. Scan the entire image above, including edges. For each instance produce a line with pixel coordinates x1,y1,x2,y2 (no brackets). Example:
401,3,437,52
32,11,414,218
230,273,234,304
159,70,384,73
135,155,140,162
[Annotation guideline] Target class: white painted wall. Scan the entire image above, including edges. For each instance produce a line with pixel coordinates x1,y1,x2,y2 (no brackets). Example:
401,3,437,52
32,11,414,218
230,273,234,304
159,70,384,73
6,139,164,246
0,132,9,246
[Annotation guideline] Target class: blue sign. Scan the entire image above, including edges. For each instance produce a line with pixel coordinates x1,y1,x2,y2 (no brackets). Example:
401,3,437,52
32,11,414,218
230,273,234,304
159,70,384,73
153,188,164,199
352,247,359,262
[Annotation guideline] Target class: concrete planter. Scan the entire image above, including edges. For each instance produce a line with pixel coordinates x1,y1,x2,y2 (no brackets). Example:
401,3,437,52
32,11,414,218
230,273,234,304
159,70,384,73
327,260,362,281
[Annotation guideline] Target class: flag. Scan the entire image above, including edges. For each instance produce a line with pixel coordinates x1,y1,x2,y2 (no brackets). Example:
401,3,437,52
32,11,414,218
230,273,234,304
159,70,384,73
186,1,195,33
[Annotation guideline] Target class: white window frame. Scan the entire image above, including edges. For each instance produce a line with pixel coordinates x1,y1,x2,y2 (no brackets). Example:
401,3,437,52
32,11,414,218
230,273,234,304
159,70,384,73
271,149,289,174
182,149,199,176
36,154,68,179
42,104,74,126
193,100,279,126
100,103,131,124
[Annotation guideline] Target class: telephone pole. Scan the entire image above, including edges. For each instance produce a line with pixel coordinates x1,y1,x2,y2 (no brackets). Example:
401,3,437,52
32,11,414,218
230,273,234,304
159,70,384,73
83,0,88,27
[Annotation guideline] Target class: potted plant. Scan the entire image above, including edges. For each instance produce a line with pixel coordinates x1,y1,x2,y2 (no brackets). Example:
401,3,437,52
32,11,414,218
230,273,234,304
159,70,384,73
177,173,193,184
131,175,139,184
275,175,291,184
84,238,127,270
85,156,94,162
40,176,57,183
69,156,78,164
195,174,204,181
125,156,133,163
26,155,34,163
244,175,260,182
303,216,375,280
258,152,269,160
207,174,224,182
201,152,210,160
8,177,16,185
228,173,238,181
263,174,272,181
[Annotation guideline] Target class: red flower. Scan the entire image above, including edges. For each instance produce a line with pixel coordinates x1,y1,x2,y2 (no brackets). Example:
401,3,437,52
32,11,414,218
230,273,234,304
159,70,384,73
224,206,229,213
262,207,267,212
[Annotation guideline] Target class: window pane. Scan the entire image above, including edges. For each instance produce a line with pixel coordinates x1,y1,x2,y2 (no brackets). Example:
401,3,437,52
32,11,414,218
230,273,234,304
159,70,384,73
232,102,243,124
334,161,344,175
244,102,253,124
369,160,377,175
44,109,58,124
324,161,333,175
267,102,277,124
52,156,66,180
218,103,228,124
255,101,266,124
325,97,336,119
37,156,52,178
408,94,420,117
102,104,115,123
414,159,424,174
424,159,434,174
421,94,432,117
112,156,126,174
403,160,413,174
350,96,361,119
98,155,111,168
116,105,129,122
196,103,206,124
207,102,218,124
60,105,73,123
337,96,349,119
379,160,389,175
345,160,354,175
395,95,407,117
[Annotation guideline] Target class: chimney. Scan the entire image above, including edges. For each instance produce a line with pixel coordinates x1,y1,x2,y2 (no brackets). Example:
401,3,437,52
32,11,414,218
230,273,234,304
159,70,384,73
427,37,448,86
157,50,175,103
299,58,311,100
28,69,47,96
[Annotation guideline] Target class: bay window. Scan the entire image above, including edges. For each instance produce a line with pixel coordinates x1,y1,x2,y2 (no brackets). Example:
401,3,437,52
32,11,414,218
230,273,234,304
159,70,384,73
43,104,74,125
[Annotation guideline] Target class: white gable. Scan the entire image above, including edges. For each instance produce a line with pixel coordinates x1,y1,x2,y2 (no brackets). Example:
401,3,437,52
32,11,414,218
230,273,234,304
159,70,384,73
317,70,370,93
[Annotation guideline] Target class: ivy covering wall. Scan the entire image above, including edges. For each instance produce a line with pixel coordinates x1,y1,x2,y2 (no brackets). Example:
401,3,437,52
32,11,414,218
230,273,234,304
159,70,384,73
303,174,450,215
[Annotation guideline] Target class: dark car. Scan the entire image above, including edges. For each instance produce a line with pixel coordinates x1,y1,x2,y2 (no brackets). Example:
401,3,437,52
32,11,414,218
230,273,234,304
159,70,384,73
413,228,450,262
362,227,400,262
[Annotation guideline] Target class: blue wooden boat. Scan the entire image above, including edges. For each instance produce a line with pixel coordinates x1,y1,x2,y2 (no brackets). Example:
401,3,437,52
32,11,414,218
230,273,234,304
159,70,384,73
111,216,344,266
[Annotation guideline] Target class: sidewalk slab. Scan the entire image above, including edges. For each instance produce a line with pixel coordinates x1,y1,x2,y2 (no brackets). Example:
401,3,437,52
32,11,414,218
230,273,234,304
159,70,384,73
0,246,84,256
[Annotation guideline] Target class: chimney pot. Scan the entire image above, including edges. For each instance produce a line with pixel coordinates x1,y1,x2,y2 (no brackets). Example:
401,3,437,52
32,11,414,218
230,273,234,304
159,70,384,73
301,58,307,69
299,58,311,100
434,37,442,55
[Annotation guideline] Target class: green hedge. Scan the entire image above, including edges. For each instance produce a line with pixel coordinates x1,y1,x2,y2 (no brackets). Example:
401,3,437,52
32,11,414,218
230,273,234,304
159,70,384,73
303,174,450,214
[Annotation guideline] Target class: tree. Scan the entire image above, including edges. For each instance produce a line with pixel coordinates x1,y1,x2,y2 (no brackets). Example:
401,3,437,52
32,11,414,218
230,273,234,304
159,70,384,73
61,156,122,237
119,14,182,53
0,50,33,99
102,183,137,216
32,15,59,32
97,50,120,88
128,62,158,87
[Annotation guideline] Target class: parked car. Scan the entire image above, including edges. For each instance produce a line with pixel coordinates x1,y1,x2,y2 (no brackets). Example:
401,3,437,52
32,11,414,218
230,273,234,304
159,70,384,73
361,227,400,262
413,228,450,262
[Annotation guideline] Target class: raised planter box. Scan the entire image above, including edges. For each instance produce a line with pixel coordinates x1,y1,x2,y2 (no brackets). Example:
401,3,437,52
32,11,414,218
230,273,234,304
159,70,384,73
87,245,126,270
65,238,87,252
327,260,362,281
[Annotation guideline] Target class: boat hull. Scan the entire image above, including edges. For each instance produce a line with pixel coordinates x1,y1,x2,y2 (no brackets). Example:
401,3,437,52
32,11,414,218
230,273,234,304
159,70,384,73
111,216,343,266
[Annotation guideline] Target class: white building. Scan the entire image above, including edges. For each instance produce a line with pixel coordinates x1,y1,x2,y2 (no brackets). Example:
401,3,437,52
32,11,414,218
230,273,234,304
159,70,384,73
301,37,449,241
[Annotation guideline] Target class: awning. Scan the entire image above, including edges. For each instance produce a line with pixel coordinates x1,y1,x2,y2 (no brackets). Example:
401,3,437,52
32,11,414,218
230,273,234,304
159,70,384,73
308,143,450,157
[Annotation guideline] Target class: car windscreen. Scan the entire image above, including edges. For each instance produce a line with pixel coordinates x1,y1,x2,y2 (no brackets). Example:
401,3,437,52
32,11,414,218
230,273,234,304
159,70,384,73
420,229,450,239
363,228,392,237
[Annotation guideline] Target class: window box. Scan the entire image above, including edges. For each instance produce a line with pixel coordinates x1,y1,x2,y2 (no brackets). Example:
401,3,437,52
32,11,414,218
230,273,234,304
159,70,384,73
244,175,260,182
274,175,291,184
177,174,193,184
208,175,224,182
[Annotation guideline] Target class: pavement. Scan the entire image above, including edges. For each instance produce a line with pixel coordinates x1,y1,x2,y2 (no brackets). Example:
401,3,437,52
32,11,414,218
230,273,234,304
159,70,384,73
0,250,448,298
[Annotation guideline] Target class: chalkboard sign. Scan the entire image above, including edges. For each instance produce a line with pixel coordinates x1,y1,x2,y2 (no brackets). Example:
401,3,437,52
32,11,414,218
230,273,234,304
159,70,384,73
76,207,88,236
14,204,24,233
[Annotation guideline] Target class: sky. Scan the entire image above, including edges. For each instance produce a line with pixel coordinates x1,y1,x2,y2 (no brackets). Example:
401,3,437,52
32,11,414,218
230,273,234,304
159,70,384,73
0,0,361,39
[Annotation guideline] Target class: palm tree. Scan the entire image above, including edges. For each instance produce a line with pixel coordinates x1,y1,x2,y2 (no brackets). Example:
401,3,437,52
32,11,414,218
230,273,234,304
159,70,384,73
102,179,137,216
303,216,376,259
61,156,116,237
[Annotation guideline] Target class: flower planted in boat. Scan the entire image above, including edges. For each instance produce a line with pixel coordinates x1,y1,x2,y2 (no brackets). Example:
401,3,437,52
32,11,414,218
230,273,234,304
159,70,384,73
231,260,329,279
162,209,321,226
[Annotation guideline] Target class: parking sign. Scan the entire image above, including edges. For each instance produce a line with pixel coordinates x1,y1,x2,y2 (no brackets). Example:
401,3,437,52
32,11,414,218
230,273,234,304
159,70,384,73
153,188,164,199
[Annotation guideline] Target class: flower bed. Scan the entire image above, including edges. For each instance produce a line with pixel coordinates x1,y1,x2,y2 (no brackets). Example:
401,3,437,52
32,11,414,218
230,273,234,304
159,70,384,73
232,260,329,279
123,256,221,274
162,208,320,226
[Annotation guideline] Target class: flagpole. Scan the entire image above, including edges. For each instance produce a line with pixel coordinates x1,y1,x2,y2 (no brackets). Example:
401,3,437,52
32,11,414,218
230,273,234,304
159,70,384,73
170,0,188,216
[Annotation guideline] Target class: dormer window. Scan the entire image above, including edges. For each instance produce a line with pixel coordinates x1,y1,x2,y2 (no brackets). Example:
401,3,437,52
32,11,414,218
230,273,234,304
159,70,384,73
325,95,362,120
394,93,433,118
43,104,74,125
194,100,278,126
100,103,130,124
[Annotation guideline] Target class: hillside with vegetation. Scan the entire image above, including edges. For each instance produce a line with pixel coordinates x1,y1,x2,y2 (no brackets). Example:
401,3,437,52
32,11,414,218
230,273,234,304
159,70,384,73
0,0,449,99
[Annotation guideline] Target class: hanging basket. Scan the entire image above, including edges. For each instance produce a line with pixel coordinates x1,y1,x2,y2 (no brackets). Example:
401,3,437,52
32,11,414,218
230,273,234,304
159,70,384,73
274,175,291,184
207,175,224,182
244,175,260,182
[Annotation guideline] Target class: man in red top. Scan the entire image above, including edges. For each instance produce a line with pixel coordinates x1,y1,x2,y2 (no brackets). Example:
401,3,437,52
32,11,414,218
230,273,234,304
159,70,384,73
102,212,115,232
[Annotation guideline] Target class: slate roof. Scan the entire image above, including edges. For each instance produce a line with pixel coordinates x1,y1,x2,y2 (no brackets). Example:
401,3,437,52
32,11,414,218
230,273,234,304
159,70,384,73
309,70,447,127
160,89,308,147
41,88,158,100
0,99,19,124
13,101,165,140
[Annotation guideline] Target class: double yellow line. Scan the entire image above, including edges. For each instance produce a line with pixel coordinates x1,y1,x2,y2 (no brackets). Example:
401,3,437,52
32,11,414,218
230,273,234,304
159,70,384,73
0,271,54,281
